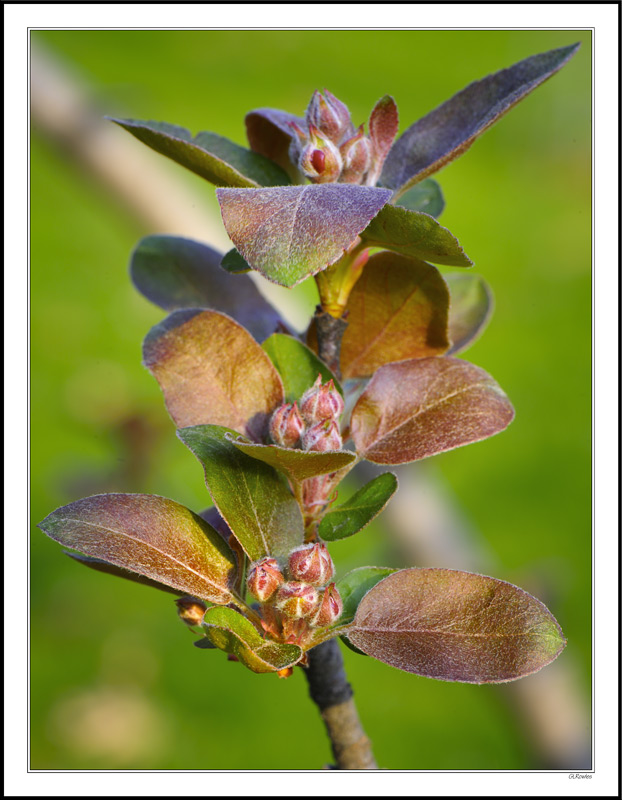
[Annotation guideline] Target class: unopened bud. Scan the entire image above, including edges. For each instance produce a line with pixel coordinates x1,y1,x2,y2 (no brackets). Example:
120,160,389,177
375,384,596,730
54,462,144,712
247,557,284,602
299,124,342,183
306,89,354,144
302,419,342,452
340,125,373,184
269,402,304,448
299,376,345,425
288,542,334,585
176,596,207,627
310,583,343,627
275,581,319,619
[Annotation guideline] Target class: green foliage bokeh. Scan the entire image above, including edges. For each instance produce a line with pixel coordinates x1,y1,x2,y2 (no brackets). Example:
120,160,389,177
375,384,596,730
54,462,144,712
31,29,591,770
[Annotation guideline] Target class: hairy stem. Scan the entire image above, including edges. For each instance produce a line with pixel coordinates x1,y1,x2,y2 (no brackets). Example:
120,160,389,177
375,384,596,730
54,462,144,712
313,306,348,379
304,639,377,769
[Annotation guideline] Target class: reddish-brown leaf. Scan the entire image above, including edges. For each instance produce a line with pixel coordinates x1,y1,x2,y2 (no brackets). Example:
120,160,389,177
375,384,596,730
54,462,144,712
143,309,284,441
340,251,450,379
351,356,514,464
346,568,566,683
368,95,399,183
245,107,306,178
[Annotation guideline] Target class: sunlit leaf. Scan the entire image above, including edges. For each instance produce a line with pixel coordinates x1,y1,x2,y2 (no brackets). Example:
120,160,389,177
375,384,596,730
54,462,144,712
143,309,284,441
130,236,280,341
202,606,302,673
360,204,472,267
381,43,581,195
367,95,399,183
178,424,304,561
346,568,566,683
445,273,494,355
340,252,450,379
220,248,252,274
336,566,398,626
109,118,290,187
351,356,514,464
245,107,306,178
217,185,392,287
262,333,342,402
65,552,183,596
38,494,237,605
395,179,445,218
319,473,397,542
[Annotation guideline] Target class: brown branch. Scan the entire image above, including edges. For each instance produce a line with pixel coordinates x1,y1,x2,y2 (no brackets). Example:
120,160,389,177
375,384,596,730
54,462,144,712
313,306,348,380
303,640,377,769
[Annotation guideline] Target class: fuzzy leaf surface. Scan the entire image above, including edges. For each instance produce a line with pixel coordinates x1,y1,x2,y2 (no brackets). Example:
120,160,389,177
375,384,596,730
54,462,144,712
245,107,306,178
319,473,398,542
380,43,580,195
346,568,566,683
229,435,356,482
65,552,183,596
396,179,445,218
39,494,237,604
131,236,280,341
177,425,304,561
217,185,392,287
368,95,399,178
143,309,284,440
262,333,342,402
202,606,302,673
445,273,494,355
336,567,398,626
109,118,289,187
360,204,472,267
340,252,450,379
351,356,514,464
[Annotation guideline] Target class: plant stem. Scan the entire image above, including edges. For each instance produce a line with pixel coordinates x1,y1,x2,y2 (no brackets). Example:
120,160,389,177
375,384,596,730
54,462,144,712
313,306,348,379
303,639,377,769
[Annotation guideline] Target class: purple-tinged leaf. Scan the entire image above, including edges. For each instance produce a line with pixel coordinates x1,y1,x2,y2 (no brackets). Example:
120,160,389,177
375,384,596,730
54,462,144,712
336,566,399,626
381,43,581,196
202,606,302,673
445,273,494,355
340,252,450,379
199,506,247,594
396,179,445,218
177,425,304,561
38,494,237,605
245,107,306,178
262,333,342,402
346,568,566,683
319,473,398,542
367,95,399,184
217,185,392,288
131,236,281,342
220,248,252,274
360,204,472,267
351,356,514,465
108,118,290,187
143,309,284,441
228,434,356,483
65,552,183,596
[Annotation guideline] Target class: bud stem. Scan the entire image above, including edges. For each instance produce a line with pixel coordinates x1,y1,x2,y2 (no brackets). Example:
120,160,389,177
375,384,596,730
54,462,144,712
314,241,369,320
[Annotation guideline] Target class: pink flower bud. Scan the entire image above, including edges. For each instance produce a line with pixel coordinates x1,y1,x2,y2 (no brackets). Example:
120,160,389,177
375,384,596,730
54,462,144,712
176,595,207,627
288,542,334,585
275,581,319,619
306,89,354,144
339,125,373,184
298,124,342,183
299,375,345,425
247,557,284,602
310,583,344,627
302,419,342,452
269,402,304,448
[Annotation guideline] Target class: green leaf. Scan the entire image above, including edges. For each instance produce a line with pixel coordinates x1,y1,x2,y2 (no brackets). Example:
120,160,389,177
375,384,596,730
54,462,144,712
351,356,514,465
262,333,342,402
445,273,494,355
177,424,304,561
220,248,252,274
216,185,392,288
360,204,472,267
228,434,356,483
340,251,450,379
38,494,237,605
395,179,445,218
336,566,398,625
130,236,280,341
108,118,290,188
65,552,184,596
202,606,302,673
346,568,567,683
143,309,284,440
319,473,398,542
381,43,581,196
245,107,306,179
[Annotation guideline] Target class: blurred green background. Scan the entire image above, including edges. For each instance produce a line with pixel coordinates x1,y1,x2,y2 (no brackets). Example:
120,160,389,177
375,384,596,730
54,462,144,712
30,30,591,770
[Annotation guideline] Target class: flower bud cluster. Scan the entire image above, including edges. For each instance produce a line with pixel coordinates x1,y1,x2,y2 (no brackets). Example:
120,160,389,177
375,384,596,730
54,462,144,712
269,375,344,451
